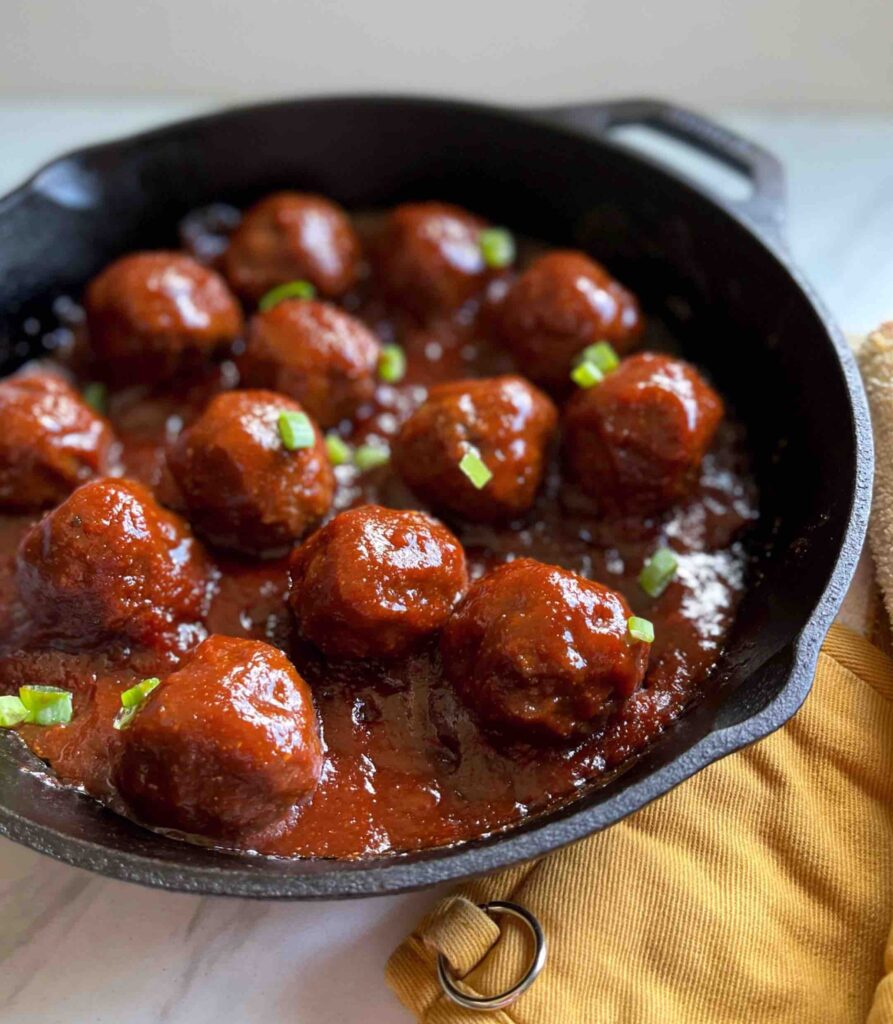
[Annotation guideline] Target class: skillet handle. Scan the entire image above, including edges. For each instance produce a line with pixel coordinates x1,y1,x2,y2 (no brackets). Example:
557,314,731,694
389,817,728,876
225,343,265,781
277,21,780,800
534,98,786,241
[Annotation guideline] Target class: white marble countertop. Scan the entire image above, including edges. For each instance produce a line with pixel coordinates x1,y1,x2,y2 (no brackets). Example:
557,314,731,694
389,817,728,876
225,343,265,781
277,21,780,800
0,101,891,1024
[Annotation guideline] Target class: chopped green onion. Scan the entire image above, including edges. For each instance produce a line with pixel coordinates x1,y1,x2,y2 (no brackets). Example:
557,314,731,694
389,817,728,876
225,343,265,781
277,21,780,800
576,341,620,374
378,344,407,384
325,433,352,466
639,547,679,598
82,381,107,413
353,442,390,472
478,228,516,269
18,685,73,726
278,410,315,451
258,279,316,311
121,677,161,709
570,361,605,389
628,616,655,643
114,677,161,731
114,707,137,731
33,700,71,726
2,685,74,727
458,448,493,489
0,695,28,728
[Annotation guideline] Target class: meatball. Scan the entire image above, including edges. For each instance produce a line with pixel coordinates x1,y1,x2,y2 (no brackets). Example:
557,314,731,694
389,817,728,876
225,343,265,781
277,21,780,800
375,202,494,317
393,375,557,523
85,252,243,385
168,389,334,558
114,635,322,838
223,192,360,301
289,505,468,660
498,251,643,391
442,559,649,741
238,299,380,427
0,372,115,510
563,352,724,516
16,478,210,650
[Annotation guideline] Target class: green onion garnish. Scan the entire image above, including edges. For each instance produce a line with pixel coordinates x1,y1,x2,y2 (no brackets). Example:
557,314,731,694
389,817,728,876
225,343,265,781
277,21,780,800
121,677,161,709
628,616,655,643
570,361,604,389
458,448,493,489
639,547,679,598
353,442,390,472
378,344,407,384
478,228,515,269
114,677,161,731
325,433,352,466
576,341,620,374
83,381,107,413
0,695,28,728
278,410,315,451
258,279,316,312
18,685,73,726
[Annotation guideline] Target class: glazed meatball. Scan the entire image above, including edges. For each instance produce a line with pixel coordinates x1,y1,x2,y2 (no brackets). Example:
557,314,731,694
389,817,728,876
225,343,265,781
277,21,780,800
114,635,322,838
85,252,243,385
289,505,468,660
375,202,495,317
168,390,334,558
442,559,649,741
223,192,360,301
499,251,643,391
563,352,724,516
393,375,557,523
238,299,380,427
0,372,115,510
16,478,210,650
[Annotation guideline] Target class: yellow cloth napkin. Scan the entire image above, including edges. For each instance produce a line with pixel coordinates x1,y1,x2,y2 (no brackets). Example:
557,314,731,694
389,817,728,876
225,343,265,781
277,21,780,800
862,324,893,629
388,324,893,1023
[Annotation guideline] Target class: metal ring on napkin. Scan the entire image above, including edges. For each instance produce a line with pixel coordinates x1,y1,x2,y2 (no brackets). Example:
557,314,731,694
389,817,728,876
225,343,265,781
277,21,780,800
437,900,547,1011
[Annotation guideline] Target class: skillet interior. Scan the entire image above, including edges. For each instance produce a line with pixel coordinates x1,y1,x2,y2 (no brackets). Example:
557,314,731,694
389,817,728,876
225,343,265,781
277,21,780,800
0,96,871,897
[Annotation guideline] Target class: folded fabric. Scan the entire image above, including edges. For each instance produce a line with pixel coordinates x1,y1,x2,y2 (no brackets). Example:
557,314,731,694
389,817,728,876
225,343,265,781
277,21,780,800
388,624,893,1023
861,323,893,631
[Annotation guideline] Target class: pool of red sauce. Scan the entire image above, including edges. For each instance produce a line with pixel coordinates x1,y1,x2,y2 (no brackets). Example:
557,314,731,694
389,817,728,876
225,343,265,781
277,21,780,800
0,210,757,859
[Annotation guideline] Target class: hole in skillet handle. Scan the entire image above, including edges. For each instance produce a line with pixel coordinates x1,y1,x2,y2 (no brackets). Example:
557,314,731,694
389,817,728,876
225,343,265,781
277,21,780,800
524,97,787,244
607,124,752,204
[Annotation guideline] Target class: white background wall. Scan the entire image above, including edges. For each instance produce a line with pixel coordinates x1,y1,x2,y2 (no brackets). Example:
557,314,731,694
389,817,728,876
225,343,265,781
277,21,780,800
1,0,891,109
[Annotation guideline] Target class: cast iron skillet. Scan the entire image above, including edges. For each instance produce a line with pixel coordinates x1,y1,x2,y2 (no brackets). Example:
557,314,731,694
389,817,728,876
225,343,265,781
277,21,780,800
0,95,872,898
